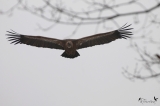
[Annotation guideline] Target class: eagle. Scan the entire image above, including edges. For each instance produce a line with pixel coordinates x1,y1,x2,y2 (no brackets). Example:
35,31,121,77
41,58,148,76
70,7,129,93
6,24,132,59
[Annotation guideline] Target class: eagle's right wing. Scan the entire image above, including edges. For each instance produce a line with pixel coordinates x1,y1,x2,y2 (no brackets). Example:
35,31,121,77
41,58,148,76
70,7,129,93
76,24,133,49
6,30,64,50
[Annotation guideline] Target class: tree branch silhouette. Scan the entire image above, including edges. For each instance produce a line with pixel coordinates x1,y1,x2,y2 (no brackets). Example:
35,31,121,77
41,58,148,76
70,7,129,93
1,0,160,28
122,44,160,81
1,0,160,81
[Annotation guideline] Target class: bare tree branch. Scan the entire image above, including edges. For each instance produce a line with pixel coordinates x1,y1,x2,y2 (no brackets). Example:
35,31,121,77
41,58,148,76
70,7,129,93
0,0,21,15
1,0,160,81
123,43,160,81
1,0,160,28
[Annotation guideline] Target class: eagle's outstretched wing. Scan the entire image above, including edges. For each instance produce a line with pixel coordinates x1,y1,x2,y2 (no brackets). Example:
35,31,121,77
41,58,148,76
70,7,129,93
76,24,133,49
6,30,64,50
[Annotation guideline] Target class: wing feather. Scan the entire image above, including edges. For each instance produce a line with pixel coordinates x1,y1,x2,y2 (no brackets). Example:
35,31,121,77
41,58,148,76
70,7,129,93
76,24,133,49
6,30,64,50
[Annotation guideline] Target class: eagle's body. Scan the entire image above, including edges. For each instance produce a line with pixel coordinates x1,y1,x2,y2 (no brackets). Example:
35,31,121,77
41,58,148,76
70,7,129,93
61,39,80,58
6,24,133,59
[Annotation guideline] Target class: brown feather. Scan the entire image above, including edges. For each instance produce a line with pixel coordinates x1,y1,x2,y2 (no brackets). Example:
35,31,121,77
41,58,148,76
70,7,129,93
76,24,132,49
6,24,133,59
6,31,64,50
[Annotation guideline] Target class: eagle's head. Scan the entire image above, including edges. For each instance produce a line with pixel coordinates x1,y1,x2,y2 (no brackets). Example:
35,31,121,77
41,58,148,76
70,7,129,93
66,41,73,48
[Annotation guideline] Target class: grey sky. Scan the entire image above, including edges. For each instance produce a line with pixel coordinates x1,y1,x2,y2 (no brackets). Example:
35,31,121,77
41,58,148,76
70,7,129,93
0,0,160,106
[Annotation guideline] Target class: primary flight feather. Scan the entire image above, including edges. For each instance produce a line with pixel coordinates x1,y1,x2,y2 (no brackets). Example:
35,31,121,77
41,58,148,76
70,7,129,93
6,24,133,59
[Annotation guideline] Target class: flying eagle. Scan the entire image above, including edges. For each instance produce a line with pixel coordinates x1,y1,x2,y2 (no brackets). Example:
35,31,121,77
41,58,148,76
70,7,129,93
6,24,133,59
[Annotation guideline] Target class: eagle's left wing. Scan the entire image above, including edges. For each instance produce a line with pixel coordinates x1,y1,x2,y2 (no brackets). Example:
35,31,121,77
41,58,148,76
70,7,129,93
6,30,64,50
76,24,133,49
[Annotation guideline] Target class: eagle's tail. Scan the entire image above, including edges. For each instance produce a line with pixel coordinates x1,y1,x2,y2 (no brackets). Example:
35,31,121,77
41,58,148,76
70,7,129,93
61,51,80,59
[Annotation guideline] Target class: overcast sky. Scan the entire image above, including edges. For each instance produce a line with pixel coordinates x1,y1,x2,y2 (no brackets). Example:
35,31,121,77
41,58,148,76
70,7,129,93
0,0,160,106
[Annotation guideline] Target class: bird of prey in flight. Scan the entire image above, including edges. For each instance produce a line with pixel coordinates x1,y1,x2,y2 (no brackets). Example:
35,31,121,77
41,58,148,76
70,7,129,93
6,24,133,59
